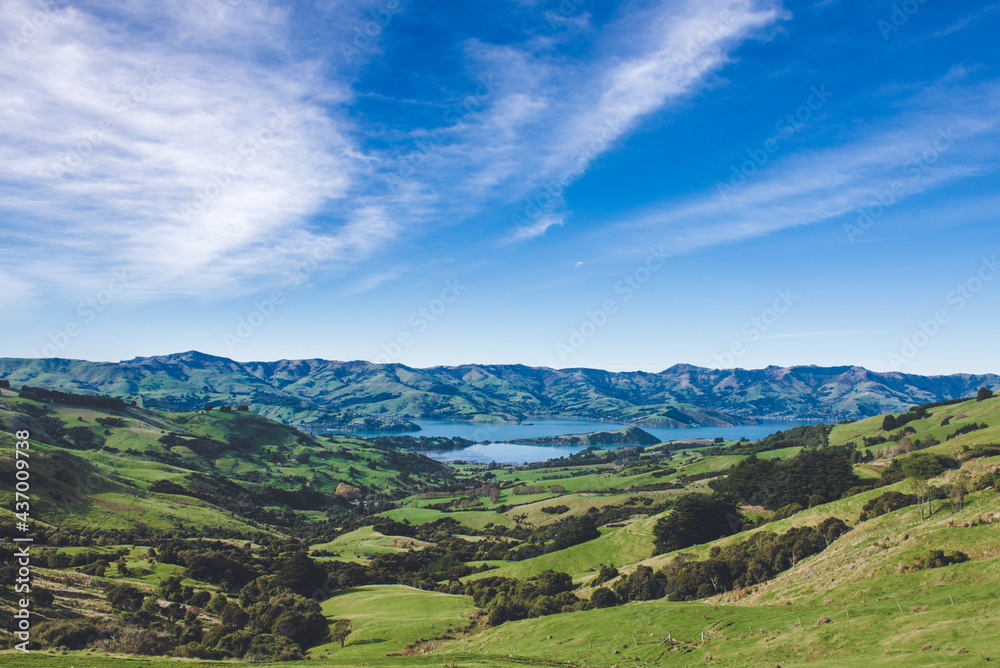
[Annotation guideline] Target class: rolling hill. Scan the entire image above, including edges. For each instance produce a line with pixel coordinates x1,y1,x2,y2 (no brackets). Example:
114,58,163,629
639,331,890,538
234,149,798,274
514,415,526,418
1,383,999,666
0,390,454,536
1,352,997,430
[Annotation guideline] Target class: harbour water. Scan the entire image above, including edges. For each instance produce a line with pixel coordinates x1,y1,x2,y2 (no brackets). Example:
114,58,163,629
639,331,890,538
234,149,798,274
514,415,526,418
355,417,812,464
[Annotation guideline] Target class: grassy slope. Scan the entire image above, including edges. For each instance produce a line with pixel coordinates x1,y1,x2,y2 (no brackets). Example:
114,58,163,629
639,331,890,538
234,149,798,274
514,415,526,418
310,526,435,559
4,394,1000,667
465,513,661,583
312,585,478,661
449,487,1000,667
0,395,452,533
830,396,1000,454
380,507,515,530
0,431,258,535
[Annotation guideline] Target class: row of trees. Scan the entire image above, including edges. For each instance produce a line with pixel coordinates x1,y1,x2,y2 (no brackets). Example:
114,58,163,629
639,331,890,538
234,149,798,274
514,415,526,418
601,518,851,604
708,446,861,510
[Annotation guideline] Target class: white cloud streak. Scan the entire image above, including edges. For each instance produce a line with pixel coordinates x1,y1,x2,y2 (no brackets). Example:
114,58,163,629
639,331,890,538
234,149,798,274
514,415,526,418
0,0,789,304
608,81,1000,256
446,0,788,241
0,0,367,301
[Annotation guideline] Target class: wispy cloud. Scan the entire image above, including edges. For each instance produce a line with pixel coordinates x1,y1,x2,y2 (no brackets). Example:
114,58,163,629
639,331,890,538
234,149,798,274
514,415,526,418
930,4,999,38
0,0,790,306
510,214,564,242
442,0,788,241
608,80,1000,255
0,0,370,300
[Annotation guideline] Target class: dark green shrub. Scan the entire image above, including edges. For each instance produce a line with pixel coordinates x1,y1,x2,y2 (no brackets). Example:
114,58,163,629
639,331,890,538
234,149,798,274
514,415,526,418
859,491,917,521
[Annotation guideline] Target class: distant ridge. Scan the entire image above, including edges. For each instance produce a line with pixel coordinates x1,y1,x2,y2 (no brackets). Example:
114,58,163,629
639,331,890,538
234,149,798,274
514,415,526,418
0,352,997,429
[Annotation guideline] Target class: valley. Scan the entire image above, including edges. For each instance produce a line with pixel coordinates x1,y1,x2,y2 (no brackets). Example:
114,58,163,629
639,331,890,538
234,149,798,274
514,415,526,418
1,381,999,665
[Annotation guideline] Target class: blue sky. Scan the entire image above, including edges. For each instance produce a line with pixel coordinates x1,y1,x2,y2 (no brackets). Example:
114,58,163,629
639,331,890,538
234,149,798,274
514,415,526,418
1,0,998,375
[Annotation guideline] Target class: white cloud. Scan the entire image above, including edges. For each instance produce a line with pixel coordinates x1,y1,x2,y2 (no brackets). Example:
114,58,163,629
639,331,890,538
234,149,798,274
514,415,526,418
0,0,790,305
406,0,787,242
510,214,564,242
610,81,1000,255
0,0,370,301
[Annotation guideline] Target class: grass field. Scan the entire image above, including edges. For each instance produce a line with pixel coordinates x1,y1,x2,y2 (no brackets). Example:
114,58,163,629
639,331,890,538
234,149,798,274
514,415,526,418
830,397,999,456
3,392,1000,667
466,513,662,583
312,585,479,661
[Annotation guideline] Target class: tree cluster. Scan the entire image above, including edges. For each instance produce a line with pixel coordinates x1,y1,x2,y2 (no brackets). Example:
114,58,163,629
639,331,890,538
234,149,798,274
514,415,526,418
703,423,833,457
709,447,860,510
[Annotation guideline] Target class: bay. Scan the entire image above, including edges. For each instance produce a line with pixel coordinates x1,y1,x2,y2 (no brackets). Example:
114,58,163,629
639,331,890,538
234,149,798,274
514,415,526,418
353,417,813,464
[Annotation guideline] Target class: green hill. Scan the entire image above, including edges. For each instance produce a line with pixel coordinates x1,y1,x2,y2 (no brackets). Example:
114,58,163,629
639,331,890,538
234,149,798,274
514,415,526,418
0,391,454,536
4,353,996,428
2,385,1000,666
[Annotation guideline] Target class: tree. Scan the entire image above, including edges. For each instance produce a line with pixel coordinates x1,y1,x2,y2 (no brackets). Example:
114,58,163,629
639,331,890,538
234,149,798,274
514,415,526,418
106,583,146,612
900,452,953,480
593,563,619,587
141,596,160,616
272,608,329,648
330,619,352,648
204,403,214,412
859,491,916,521
221,601,249,627
189,590,212,608
33,588,55,607
590,587,618,608
711,449,859,510
534,570,574,596
882,414,899,432
910,478,929,521
978,387,995,402
552,514,600,551
950,470,971,511
274,551,325,597
158,575,184,602
652,494,741,555
207,592,229,614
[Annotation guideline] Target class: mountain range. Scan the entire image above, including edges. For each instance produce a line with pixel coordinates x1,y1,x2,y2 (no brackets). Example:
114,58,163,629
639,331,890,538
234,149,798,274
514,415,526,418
0,351,997,431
